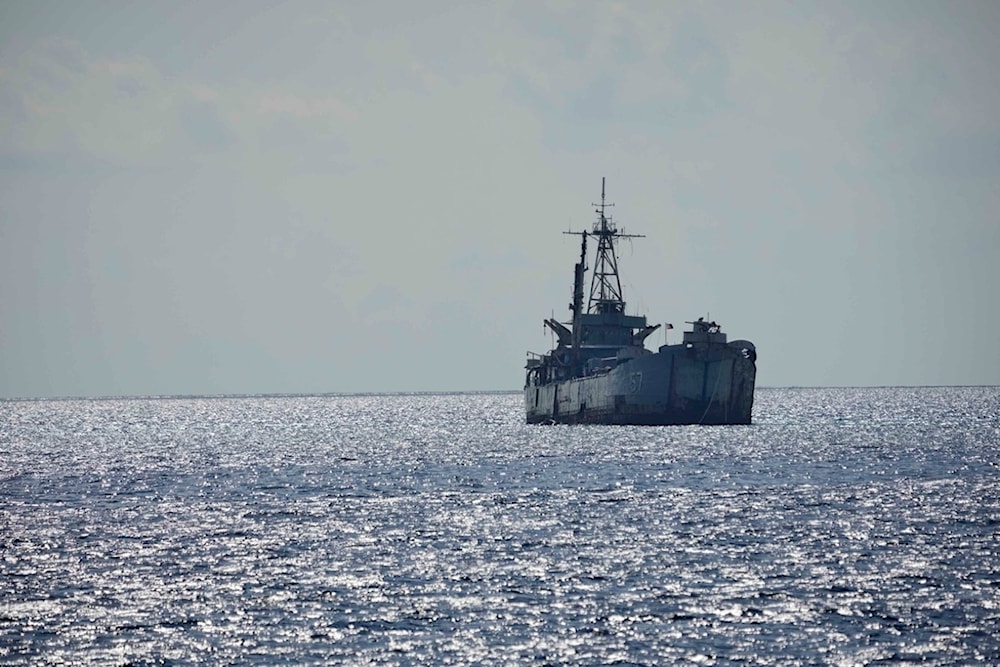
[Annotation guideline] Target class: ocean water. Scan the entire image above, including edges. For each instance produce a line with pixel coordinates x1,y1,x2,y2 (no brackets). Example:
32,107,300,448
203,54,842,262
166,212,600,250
2,387,998,666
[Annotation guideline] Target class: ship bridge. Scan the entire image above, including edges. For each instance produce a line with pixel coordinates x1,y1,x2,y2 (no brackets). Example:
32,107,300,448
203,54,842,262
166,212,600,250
579,312,647,346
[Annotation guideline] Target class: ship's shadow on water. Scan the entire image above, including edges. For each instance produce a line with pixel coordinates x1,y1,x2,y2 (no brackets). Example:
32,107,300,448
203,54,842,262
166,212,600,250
1,387,999,665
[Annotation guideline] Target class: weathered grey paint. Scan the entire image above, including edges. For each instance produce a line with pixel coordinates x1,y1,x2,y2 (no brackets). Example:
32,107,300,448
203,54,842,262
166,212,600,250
526,181,756,425
525,340,756,425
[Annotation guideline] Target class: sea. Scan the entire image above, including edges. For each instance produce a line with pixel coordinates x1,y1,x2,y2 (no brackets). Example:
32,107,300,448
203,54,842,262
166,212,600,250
1,387,998,666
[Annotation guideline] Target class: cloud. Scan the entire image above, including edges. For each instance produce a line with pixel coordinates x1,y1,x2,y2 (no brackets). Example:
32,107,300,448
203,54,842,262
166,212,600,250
179,99,236,151
256,92,357,122
0,40,177,163
2,1,999,395
0,38,361,168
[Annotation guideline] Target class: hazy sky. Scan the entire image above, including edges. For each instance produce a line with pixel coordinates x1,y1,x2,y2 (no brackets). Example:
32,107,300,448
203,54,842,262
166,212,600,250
2,1,998,398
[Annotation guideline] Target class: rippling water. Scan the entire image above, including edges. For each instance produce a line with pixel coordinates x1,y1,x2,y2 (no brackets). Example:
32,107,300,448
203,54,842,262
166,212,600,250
2,387,999,665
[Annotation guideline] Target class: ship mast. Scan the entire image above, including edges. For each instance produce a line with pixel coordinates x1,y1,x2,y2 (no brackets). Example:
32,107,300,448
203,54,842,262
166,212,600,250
588,177,643,314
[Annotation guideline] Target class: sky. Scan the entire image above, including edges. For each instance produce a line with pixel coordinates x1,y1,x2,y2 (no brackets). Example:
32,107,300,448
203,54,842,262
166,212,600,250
1,0,998,398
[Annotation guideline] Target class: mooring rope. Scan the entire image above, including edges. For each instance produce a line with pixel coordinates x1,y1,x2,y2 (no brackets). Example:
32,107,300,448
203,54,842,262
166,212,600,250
697,360,725,425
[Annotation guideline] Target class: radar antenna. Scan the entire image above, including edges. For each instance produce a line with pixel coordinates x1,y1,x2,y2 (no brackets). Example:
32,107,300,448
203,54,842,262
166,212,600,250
588,177,643,314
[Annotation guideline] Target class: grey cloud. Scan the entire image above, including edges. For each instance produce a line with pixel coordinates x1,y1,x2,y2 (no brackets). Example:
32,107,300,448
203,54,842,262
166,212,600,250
2,1,998,397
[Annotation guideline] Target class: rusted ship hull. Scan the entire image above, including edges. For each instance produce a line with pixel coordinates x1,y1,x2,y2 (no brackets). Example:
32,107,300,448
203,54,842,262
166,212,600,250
524,179,756,426
525,342,756,426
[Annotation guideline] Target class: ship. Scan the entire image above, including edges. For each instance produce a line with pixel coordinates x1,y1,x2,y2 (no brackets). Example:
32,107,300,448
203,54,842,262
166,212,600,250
525,179,757,425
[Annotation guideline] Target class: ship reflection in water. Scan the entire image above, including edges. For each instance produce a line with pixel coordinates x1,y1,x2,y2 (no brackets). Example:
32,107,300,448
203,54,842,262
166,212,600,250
526,179,756,425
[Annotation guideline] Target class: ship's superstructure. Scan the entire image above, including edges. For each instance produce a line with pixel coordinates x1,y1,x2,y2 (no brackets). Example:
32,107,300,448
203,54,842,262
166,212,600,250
525,179,756,425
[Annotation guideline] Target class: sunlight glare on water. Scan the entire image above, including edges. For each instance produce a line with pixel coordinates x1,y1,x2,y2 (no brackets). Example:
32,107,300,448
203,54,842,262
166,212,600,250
2,387,999,664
